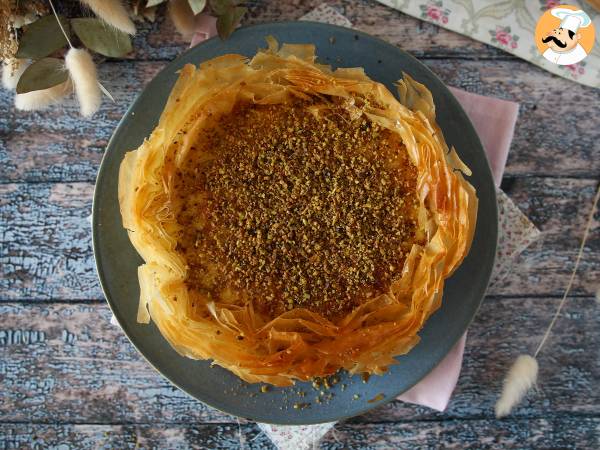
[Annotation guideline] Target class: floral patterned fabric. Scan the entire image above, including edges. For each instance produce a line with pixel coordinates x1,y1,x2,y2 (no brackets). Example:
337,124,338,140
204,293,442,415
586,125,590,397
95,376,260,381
377,0,600,88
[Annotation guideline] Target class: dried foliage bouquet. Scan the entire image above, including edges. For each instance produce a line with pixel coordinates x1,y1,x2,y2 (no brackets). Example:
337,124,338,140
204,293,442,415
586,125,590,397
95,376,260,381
1,0,247,116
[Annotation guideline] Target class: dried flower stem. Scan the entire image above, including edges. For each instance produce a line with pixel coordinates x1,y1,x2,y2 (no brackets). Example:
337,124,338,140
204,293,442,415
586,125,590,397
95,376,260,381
496,181,600,418
534,182,600,358
48,0,73,48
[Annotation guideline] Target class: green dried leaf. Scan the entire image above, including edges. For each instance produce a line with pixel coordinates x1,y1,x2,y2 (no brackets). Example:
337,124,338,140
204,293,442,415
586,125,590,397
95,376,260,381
188,0,207,15
16,15,71,60
216,6,246,40
16,58,68,94
71,18,132,58
210,0,235,15
146,0,167,6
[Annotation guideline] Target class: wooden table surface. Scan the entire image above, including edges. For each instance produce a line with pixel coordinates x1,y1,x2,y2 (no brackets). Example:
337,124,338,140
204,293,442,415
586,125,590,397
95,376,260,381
1,1,599,448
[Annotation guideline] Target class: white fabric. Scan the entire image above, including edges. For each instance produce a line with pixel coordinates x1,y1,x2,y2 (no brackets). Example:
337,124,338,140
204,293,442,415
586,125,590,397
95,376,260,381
552,8,592,32
543,44,588,65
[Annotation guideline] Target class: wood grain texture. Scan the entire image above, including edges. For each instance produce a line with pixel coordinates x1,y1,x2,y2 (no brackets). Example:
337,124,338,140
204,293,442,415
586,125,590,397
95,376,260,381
0,423,273,450
2,1,599,447
0,183,99,301
1,57,599,184
1,295,598,425
109,0,509,61
1,178,598,301
2,418,599,450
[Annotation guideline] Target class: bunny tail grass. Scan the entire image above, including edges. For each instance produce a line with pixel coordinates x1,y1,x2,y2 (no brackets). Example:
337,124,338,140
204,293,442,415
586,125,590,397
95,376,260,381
495,355,538,418
169,0,196,39
2,59,29,90
65,48,101,117
80,0,136,35
15,80,72,111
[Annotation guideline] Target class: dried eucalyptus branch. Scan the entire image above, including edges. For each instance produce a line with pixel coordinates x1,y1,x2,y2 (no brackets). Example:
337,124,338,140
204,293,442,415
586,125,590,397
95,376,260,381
1,0,247,117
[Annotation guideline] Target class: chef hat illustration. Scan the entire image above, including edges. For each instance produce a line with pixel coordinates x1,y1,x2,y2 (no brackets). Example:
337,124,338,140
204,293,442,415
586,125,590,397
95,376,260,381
551,8,592,33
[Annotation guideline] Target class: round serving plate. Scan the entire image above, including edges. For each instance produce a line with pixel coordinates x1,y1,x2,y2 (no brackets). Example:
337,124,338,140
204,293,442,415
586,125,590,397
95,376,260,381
93,21,497,425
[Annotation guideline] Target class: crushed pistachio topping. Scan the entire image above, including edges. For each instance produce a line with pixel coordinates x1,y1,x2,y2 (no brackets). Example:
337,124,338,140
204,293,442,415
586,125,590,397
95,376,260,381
174,101,418,319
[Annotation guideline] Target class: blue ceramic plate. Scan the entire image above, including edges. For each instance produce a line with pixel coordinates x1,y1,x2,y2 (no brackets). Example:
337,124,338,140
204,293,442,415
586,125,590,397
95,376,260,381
93,22,497,425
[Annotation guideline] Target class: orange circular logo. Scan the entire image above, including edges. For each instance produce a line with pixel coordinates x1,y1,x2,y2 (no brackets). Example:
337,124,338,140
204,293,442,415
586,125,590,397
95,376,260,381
534,5,595,65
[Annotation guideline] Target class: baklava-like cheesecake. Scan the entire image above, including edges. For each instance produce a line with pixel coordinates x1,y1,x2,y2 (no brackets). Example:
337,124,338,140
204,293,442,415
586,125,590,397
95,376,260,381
119,38,477,386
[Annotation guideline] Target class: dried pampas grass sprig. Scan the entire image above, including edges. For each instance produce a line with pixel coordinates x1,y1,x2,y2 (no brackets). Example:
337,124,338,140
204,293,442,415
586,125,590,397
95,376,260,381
65,48,101,117
495,182,600,418
169,0,197,39
50,0,106,118
2,59,29,90
80,0,136,35
495,355,538,418
15,79,72,111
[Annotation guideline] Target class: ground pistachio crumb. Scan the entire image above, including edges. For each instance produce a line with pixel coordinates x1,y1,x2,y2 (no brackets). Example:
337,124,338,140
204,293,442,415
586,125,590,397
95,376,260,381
175,101,419,320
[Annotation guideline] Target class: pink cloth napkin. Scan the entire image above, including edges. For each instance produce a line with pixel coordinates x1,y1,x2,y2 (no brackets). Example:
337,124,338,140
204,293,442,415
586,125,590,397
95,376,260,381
189,13,217,48
449,87,519,188
397,88,519,411
188,24,519,413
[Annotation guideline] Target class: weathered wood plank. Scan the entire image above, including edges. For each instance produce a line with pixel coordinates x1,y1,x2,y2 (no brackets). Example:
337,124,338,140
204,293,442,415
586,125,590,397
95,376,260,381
1,295,598,425
121,0,510,61
249,0,510,58
493,176,600,297
2,1,597,447
0,183,100,301
0,62,163,185
0,423,273,450
0,0,511,65
330,418,600,449
429,65,599,179
2,0,481,66
1,178,597,301
1,58,598,184
1,418,599,449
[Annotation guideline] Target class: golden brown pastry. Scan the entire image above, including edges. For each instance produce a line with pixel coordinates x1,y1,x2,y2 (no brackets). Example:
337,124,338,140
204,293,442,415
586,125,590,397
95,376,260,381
118,38,478,386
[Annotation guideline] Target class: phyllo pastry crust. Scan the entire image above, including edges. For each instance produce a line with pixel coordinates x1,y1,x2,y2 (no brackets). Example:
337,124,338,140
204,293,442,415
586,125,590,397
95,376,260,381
119,38,478,386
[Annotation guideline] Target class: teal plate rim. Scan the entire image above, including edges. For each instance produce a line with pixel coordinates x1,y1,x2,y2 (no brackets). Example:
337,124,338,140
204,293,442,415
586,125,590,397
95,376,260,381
92,21,498,425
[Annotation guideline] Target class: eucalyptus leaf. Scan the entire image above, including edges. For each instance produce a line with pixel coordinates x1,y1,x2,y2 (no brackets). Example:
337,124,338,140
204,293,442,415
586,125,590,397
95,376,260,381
210,0,235,15
71,18,133,58
16,58,68,94
146,0,167,6
16,15,71,60
216,6,246,40
188,0,207,15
